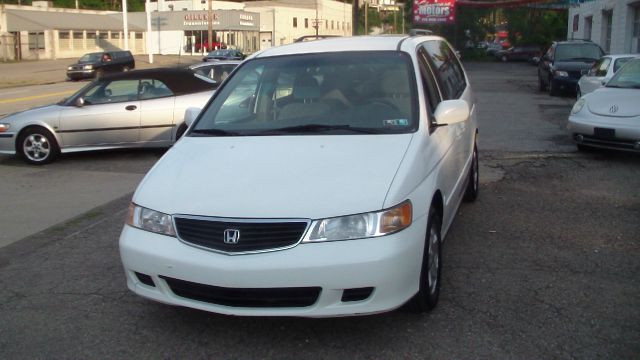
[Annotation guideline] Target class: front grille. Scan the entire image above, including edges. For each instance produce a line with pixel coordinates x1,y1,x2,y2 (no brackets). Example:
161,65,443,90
161,276,321,308
174,216,309,253
580,135,639,151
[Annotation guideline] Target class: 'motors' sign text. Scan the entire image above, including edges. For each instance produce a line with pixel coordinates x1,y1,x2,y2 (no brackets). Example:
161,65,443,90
413,0,456,25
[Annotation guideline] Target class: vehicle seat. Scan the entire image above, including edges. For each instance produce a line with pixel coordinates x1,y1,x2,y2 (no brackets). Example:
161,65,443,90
278,73,329,121
378,69,411,117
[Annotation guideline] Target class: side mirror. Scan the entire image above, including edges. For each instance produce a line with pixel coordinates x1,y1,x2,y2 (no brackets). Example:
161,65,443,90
75,97,85,107
184,107,201,127
433,99,470,126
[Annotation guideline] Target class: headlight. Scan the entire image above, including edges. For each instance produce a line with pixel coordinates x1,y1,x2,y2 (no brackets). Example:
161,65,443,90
571,98,586,115
554,70,569,77
83,64,93,70
303,201,412,242
126,203,176,237
0,123,10,132
67,66,73,70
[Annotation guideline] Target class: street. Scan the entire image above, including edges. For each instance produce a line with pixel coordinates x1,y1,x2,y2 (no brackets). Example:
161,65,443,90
0,61,638,358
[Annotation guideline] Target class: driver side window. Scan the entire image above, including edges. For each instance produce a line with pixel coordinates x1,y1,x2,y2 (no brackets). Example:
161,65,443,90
84,80,140,105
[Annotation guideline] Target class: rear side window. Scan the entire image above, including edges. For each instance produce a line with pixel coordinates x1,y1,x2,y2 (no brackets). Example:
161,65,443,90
613,57,633,72
421,40,466,100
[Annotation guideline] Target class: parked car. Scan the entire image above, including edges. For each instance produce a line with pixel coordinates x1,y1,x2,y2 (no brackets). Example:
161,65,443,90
576,54,637,98
485,42,503,55
67,50,135,80
495,45,541,62
194,41,226,52
119,34,479,317
538,40,605,96
0,68,216,164
568,58,640,152
202,49,245,61
189,61,241,84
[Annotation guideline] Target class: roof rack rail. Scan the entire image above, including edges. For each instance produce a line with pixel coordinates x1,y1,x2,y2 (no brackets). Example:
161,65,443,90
408,29,433,36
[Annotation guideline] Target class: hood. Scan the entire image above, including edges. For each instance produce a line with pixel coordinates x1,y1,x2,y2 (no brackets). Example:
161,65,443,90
133,134,413,219
2,104,63,123
587,88,640,117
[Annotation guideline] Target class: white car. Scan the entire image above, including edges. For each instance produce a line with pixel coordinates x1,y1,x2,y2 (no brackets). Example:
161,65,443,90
569,58,640,152
119,34,479,317
576,54,637,98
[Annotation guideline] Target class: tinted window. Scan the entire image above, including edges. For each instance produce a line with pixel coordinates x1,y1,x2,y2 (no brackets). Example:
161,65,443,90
194,52,417,135
613,57,633,73
84,79,139,105
421,40,466,100
555,44,603,61
417,47,442,113
139,79,174,99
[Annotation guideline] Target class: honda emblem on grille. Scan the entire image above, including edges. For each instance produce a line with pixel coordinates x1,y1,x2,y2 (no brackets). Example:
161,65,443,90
610,105,619,114
223,229,240,244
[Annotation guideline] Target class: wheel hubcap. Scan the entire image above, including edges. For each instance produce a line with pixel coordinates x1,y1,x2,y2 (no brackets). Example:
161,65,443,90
427,228,440,295
23,134,50,162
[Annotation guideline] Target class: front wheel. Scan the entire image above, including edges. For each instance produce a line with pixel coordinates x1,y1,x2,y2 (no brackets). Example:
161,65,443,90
406,207,442,313
549,78,560,96
17,127,60,165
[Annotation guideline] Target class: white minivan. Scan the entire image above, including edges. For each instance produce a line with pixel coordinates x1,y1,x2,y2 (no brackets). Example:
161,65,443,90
119,34,479,317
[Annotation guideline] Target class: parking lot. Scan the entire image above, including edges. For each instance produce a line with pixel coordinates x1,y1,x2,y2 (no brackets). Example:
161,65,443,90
0,61,638,358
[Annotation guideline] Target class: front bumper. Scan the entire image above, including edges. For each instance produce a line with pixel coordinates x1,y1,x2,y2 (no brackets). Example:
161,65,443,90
0,132,16,155
66,69,95,80
552,76,579,92
568,115,640,152
119,214,427,317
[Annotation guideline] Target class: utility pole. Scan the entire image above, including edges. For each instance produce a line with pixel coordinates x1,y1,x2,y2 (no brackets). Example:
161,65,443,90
364,1,367,35
122,0,129,50
315,0,319,37
146,0,153,63
353,0,359,36
208,0,213,52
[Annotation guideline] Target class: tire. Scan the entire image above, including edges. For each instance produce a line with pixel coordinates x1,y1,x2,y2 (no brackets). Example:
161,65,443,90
406,206,442,313
17,127,60,165
463,143,479,202
175,124,188,141
122,65,130,72
538,74,547,92
501,55,508,62
549,78,559,96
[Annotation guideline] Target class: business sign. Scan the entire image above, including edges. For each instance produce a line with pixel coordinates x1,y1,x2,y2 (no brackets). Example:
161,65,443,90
413,0,456,25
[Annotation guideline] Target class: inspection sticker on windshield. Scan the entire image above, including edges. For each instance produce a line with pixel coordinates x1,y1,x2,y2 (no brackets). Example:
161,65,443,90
383,119,409,127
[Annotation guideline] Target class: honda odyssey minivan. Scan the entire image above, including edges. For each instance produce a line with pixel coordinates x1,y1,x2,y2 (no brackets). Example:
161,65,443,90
119,34,479,317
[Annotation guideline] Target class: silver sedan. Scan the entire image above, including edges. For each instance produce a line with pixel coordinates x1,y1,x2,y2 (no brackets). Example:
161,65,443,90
0,68,216,164
569,58,640,152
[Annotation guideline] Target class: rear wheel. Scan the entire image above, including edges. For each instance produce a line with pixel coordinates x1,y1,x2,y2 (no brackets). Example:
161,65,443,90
549,78,560,96
463,143,479,202
122,65,130,72
406,207,442,313
17,127,59,165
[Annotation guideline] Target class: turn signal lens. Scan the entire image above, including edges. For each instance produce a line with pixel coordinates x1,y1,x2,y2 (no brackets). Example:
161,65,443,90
380,201,412,234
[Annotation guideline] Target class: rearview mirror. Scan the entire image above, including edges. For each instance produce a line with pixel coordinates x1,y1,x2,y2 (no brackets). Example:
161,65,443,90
433,99,470,126
184,107,201,127
75,97,85,107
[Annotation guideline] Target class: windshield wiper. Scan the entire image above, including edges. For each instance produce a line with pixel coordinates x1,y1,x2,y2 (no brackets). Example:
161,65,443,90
564,57,597,62
190,128,240,136
260,124,381,134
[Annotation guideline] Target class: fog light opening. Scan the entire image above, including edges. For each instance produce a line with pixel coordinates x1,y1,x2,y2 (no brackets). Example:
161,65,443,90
135,272,156,287
341,287,374,302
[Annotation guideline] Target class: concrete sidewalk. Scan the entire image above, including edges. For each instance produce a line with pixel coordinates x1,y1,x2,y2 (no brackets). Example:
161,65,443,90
0,54,202,89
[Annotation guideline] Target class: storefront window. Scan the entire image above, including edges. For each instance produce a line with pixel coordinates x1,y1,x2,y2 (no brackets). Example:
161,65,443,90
293,17,298,28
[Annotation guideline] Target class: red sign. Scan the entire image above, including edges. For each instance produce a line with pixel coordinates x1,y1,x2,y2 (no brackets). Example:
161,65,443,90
413,0,456,25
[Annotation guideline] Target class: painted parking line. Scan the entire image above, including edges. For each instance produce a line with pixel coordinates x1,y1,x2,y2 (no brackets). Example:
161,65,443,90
0,90,74,104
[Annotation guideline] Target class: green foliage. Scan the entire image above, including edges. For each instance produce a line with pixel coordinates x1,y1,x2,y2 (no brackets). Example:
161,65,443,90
504,8,568,48
357,4,382,35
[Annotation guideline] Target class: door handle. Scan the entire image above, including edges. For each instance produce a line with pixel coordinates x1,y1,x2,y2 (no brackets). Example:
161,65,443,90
125,105,137,111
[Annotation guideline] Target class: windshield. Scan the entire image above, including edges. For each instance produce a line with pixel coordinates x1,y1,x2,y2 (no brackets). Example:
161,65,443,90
208,50,232,57
606,59,640,89
79,53,102,62
192,51,417,136
555,44,603,61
